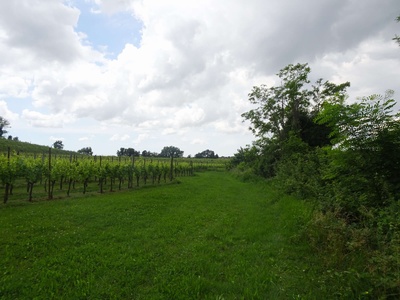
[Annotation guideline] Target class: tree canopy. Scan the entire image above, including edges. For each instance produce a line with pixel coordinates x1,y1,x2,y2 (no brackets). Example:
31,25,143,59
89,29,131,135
0,117,10,138
77,147,93,156
194,149,218,158
116,147,140,157
141,150,158,157
239,63,350,177
242,63,350,147
159,146,184,158
53,140,64,150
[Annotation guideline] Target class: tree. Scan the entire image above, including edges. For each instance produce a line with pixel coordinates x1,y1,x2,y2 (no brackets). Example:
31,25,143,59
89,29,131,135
242,63,350,147
141,150,158,157
228,145,259,168
116,147,140,157
242,63,311,142
159,146,184,158
393,15,400,46
77,147,93,156
240,63,350,178
0,117,10,138
194,149,218,158
53,140,64,150
316,90,398,150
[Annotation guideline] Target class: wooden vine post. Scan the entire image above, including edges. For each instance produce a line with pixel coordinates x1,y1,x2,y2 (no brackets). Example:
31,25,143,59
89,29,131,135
169,155,174,181
3,147,10,204
48,147,52,200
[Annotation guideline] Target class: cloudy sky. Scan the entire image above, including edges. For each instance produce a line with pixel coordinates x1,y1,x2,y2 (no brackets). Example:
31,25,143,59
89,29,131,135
0,0,399,156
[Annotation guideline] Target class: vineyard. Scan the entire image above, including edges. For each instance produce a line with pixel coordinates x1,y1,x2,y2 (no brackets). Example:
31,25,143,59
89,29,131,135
0,147,227,204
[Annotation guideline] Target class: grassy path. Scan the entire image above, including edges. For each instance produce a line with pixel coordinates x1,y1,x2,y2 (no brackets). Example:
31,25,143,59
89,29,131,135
1,171,318,299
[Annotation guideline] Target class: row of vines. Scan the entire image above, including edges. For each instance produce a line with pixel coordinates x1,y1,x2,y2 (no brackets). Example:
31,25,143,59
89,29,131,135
0,148,226,203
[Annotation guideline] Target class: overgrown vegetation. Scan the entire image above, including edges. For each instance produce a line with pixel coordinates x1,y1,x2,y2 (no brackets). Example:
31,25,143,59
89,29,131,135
231,62,400,298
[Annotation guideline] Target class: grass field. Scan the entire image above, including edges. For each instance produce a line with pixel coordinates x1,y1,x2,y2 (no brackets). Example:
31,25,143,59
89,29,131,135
1,171,323,299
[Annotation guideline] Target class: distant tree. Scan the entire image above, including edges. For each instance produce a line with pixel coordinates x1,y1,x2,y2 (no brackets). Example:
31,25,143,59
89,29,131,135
77,147,93,156
194,149,218,158
0,117,10,138
53,140,64,150
7,135,12,140
141,150,158,157
117,147,140,157
12,137,19,141
159,146,184,158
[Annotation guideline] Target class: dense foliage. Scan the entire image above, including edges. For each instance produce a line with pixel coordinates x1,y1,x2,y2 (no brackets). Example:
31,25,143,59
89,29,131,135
235,63,400,298
52,140,64,150
77,147,93,155
116,147,140,157
194,149,219,158
159,146,184,158
141,150,159,157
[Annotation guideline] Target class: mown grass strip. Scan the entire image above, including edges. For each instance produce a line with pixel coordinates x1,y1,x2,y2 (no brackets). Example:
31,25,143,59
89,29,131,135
1,171,319,299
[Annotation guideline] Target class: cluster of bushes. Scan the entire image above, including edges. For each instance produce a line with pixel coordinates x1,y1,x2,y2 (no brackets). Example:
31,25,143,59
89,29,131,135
230,63,400,298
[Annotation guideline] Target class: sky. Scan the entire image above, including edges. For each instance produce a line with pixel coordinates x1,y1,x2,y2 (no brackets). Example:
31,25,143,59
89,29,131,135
0,0,399,157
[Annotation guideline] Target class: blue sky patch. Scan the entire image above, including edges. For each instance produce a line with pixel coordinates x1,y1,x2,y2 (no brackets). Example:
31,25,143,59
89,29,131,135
76,2,142,58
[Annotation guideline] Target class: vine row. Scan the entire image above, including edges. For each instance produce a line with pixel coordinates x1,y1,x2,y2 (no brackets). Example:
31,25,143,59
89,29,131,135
0,148,203,203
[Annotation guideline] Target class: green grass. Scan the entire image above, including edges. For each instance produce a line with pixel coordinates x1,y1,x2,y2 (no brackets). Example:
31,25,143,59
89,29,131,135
1,171,321,299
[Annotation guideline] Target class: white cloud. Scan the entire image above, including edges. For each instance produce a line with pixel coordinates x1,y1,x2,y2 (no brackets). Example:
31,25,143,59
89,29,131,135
0,76,31,98
110,133,130,141
0,0,399,156
132,133,149,144
49,136,65,142
312,36,400,100
87,0,135,15
78,134,96,142
0,1,85,64
0,100,19,122
162,128,177,136
191,138,205,145
213,120,247,134
22,110,75,128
